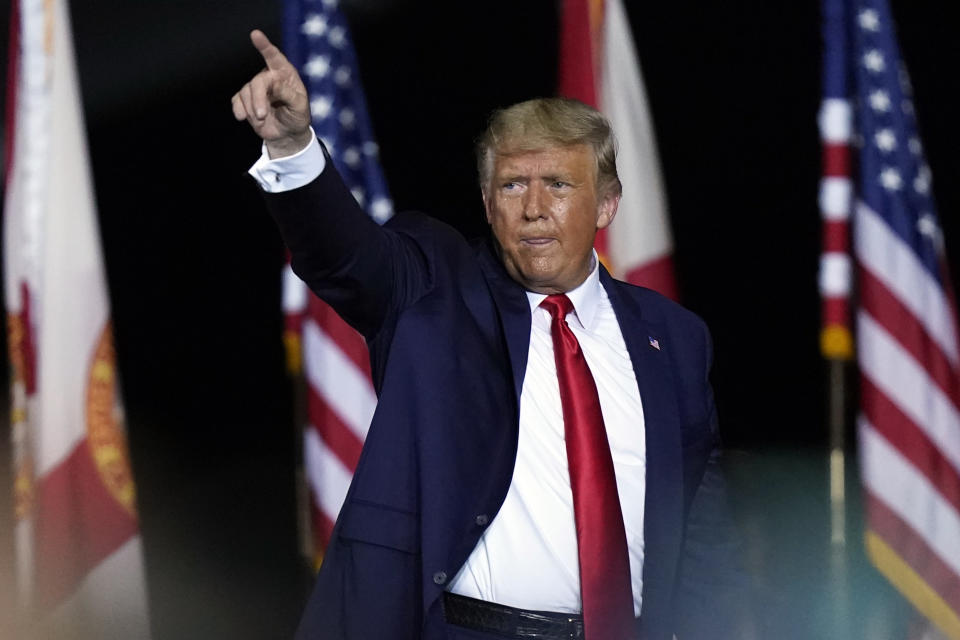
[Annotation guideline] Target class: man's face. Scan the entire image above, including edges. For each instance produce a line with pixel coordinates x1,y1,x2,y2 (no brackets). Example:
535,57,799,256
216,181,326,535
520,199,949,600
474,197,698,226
483,144,619,294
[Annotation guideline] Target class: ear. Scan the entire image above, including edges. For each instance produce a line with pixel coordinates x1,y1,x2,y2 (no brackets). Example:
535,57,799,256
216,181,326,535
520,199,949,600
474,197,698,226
596,191,620,230
482,189,493,224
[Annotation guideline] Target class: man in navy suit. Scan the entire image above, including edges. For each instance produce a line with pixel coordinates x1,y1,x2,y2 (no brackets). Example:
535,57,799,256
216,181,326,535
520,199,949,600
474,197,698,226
234,30,750,640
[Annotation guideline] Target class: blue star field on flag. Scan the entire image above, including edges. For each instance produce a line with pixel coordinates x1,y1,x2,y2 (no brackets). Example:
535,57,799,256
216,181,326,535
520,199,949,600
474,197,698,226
283,0,393,223
844,0,945,280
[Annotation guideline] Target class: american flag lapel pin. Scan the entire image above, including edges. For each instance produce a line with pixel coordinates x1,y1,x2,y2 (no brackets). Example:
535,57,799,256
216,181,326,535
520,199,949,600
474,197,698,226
648,336,661,351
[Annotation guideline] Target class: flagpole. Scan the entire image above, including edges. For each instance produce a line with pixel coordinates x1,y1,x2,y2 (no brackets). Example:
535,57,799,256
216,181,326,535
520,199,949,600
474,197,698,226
827,355,850,637
828,357,846,549
819,0,855,632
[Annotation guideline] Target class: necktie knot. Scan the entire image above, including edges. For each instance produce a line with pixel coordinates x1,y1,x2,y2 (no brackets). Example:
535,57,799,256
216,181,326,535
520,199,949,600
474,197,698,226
540,293,574,321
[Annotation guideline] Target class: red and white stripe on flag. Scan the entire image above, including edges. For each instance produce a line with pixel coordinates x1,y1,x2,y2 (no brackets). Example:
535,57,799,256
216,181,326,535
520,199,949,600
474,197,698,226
855,199,960,638
559,0,677,300
3,0,150,637
282,266,373,565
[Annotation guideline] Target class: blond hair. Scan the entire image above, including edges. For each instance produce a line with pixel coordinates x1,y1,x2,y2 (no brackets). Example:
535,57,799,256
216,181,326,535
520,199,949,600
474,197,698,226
476,97,621,196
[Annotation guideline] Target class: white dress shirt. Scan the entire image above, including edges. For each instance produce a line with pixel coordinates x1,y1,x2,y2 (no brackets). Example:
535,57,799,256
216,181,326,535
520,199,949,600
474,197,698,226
250,140,647,616
248,132,325,192
448,255,647,616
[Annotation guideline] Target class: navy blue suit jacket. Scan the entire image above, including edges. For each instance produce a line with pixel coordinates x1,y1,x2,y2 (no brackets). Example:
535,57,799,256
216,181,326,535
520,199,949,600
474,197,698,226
265,156,749,640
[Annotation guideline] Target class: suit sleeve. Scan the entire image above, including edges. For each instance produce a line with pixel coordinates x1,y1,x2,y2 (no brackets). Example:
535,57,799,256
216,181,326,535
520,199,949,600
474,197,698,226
262,147,430,338
674,324,757,640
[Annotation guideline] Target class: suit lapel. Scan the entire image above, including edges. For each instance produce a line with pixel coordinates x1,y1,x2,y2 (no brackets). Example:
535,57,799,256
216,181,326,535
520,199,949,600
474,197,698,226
600,268,684,623
476,241,531,405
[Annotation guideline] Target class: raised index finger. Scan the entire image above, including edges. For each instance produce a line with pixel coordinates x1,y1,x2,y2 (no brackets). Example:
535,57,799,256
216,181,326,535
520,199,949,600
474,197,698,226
250,29,289,71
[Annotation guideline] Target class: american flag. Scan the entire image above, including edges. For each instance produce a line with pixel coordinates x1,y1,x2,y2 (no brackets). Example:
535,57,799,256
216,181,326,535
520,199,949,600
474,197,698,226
821,0,960,637
281,0,392,565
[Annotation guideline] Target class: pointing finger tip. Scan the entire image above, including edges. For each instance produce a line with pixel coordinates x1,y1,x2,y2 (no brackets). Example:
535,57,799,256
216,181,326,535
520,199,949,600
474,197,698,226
250,28,272,50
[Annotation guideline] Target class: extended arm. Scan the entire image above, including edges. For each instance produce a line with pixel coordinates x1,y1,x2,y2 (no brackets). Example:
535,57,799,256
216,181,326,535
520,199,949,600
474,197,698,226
233,30,428,336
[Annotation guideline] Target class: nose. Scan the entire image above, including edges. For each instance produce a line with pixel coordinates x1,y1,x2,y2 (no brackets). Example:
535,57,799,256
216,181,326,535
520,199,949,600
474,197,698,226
522,184,546,220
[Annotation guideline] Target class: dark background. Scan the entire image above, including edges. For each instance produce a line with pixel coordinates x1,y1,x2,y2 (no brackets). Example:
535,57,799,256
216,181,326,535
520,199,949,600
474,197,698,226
1,1,959,638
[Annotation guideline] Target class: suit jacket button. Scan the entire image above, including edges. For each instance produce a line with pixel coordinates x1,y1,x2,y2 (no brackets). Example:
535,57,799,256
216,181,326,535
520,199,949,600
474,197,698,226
433,571,447,585
475,514,489,526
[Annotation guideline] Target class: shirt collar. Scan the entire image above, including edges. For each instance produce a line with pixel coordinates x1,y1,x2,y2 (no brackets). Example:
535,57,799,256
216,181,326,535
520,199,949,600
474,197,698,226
525,250,602,330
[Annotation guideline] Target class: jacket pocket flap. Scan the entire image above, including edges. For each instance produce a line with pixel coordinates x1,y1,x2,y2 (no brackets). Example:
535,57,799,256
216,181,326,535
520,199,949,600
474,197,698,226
339,501,419,553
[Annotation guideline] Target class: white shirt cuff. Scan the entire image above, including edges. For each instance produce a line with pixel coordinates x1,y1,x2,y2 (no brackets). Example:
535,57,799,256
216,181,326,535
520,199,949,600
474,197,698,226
248,130,326,192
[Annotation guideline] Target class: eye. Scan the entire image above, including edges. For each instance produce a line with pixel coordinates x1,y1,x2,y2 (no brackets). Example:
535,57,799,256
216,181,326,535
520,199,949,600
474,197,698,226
551,181,570,189
502,181,521,191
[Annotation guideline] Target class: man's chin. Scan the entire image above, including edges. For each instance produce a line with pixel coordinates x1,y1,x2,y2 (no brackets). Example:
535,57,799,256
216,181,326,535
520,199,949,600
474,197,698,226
514,269,567,295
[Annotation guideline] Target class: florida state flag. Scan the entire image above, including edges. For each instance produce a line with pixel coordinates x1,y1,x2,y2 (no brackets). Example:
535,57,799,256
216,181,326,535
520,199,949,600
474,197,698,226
4,0,151,637
559,0,677,300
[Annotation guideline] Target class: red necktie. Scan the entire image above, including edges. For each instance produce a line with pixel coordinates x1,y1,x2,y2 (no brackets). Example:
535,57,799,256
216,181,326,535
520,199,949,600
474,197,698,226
540,294,635,640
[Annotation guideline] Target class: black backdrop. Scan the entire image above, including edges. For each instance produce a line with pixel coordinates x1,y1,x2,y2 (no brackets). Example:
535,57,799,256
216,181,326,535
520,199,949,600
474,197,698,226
1,0,959,637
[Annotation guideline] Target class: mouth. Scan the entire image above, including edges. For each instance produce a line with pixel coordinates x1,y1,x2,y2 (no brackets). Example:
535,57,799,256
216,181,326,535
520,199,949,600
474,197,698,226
520,237,556,247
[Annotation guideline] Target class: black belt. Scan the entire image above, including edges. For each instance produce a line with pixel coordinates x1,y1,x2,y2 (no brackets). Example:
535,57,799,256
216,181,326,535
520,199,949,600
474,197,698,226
443,592,585,639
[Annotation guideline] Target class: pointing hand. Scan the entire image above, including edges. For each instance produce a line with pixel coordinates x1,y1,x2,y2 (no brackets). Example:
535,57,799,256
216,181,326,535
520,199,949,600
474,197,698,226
231,30,314,158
